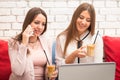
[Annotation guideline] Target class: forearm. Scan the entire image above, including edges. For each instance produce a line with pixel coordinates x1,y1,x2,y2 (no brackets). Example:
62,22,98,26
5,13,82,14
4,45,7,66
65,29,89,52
65,51,77,64
9,43,28,76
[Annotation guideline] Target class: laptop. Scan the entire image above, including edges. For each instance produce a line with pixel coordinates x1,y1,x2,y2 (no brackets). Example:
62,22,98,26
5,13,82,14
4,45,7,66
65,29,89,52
58,62,115,80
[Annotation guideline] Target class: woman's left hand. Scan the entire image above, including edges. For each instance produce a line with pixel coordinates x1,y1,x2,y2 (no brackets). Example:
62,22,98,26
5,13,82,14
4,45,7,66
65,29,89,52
77,46,87,58
49,69,58,80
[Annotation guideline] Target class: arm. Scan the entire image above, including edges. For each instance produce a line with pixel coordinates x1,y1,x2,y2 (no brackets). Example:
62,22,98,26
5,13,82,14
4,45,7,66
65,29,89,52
8,25,33,76
56,36,66,66
8,40,28,76
65,47,86,64
65,50,78,64
56,36,86,65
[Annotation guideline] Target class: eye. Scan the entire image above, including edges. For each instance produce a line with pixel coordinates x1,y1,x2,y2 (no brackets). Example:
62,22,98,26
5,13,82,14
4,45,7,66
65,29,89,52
79,15,91,22
34,21,40,24
42,23,46,26
79,15,84,19
86,18,91,22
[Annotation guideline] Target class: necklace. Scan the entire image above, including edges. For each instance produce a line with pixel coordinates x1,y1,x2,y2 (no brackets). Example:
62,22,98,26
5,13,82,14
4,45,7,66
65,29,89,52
29,36,38,43
76,31,90,42
29,40,38,49
29,40,37,43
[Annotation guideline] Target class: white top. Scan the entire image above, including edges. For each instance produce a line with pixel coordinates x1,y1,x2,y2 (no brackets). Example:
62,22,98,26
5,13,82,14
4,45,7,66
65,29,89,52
56,31,103,66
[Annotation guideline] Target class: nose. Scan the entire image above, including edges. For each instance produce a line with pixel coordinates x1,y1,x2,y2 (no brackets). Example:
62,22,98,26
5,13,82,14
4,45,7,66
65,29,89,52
37,24,43,29
81,19,86,25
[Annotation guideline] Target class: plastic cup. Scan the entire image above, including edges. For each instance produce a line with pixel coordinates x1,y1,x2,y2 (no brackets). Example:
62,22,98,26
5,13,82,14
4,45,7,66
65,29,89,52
87,44,95,56
47,64,55,78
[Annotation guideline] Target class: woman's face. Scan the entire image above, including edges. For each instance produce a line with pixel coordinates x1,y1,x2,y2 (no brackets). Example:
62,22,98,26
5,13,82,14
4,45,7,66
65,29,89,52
76,10,91,35
30,13,46,36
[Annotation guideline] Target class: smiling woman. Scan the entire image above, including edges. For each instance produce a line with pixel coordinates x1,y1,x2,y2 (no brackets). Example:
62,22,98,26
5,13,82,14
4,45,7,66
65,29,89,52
8,7,58,80
76,10,91,35
56,2,103,66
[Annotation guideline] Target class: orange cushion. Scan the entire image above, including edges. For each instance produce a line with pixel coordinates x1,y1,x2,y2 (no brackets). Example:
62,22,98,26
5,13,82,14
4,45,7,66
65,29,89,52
103,36,120,80
0,40,11,80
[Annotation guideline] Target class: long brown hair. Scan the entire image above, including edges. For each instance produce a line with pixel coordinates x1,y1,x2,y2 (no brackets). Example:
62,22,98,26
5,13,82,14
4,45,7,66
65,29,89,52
58,3,96,56
11,7,47,54
15,7,47,43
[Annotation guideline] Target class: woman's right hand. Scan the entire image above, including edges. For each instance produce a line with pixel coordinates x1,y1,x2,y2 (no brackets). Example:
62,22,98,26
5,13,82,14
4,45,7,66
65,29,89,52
65,46,87,64
76,46,87,58
22,25,33,46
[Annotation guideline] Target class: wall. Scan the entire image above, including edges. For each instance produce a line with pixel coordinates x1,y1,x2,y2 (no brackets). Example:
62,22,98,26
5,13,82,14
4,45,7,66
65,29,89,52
0,0,120,40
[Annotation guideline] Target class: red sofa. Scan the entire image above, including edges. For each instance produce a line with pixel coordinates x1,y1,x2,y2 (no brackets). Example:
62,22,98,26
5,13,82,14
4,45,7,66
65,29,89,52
103,36,120,80
0,36,120,80
0,40,11,80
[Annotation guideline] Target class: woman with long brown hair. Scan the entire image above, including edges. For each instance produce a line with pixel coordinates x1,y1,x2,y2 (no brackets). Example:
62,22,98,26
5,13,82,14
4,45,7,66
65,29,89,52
8,7,57,80
56,3,103,65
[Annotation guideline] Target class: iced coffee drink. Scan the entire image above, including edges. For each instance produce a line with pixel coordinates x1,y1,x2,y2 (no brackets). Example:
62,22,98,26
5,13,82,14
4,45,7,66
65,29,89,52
87,44,95,56
47,65,55,78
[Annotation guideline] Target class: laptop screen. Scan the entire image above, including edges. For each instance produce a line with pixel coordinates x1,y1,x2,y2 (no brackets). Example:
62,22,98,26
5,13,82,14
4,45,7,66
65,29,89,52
58,62,115,80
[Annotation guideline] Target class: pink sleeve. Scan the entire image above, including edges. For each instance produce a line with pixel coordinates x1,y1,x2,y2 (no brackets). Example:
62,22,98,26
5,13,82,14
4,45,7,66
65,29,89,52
8,40,28,76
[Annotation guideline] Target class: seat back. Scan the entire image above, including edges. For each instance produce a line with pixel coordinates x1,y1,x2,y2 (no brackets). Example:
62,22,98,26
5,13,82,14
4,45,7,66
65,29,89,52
0,40,11,80
103,36,120,80
52,41,56,65
52,41,58,80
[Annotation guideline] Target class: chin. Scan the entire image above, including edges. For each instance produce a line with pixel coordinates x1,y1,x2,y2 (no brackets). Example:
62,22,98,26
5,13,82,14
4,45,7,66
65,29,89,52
35,34,40,37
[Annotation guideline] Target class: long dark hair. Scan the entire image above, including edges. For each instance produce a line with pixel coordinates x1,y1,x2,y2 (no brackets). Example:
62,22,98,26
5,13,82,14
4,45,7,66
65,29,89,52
15,7,47,43
58,3,96,56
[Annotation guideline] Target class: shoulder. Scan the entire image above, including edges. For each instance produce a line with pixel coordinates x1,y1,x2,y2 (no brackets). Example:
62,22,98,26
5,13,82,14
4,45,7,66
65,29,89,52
7,38,22,50
39,35,53,50
93,32,103,40
7,38,16,46
92,32,103,44
88,31,102,39
39,35,52,44
57,33,66,42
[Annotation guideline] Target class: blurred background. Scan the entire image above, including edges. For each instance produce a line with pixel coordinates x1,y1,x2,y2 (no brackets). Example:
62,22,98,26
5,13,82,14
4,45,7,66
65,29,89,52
0,0,120,40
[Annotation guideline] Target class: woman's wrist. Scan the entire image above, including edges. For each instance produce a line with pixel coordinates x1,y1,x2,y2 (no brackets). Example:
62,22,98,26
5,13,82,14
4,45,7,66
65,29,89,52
65,51,77,64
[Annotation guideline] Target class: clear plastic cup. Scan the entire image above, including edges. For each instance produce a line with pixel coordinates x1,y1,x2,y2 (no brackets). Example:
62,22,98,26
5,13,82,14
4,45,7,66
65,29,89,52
47,64,55,78
87,44,95,56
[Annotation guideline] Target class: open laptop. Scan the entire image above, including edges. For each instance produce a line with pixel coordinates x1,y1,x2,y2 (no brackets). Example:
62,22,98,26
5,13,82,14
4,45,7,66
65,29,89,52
58,62,115,80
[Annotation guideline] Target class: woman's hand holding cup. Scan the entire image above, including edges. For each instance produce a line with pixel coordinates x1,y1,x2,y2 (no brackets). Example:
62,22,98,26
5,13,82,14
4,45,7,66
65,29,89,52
47,64,58,80
76,46,87,58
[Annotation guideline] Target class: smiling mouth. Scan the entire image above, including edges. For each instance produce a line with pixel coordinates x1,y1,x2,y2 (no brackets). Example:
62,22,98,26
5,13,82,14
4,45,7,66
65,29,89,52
79,25,85,28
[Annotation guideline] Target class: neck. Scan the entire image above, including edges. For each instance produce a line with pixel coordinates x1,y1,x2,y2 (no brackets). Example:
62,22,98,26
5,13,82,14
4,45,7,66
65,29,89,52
29,36,38,43
76,31,90,41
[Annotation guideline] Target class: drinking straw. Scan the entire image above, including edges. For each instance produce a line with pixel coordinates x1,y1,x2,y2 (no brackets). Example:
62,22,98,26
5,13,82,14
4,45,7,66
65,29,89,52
43,50,50,65
93,30,99,44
